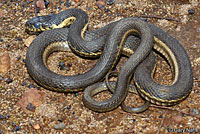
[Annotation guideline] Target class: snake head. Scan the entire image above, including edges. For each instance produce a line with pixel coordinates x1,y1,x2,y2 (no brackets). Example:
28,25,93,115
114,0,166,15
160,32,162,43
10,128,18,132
25,15,52,33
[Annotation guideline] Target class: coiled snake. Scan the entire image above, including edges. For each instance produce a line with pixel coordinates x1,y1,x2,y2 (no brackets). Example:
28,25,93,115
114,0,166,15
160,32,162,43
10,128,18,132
25,8,193,112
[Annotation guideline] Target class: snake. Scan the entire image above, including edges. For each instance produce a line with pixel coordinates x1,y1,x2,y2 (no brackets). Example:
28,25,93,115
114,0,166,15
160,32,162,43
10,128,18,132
25,8,193,112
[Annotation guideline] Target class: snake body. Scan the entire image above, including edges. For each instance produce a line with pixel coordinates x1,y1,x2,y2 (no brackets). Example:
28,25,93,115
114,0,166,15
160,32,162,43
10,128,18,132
83,23,193,112
134,24,193,106
25,8,193,112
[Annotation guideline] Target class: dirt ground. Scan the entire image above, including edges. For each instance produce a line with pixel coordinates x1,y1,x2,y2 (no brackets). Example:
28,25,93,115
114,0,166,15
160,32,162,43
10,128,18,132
0,0,199,133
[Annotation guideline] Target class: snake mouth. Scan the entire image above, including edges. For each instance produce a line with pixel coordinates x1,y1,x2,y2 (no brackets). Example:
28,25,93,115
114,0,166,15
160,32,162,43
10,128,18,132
25,22,42,33
25,22,51,33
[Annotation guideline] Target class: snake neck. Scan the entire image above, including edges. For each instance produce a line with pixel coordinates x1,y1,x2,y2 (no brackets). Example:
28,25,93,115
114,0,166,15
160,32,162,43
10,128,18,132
67,8,88,38
67,9,109,57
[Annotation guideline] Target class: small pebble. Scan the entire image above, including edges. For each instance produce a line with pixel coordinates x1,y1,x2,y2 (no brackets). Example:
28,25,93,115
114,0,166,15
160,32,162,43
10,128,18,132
28,83,36,88
22,59,26,63
64,1,71,8
1,121,6,124
11,122,16,127
172,115,182,123
21,1,25,7
107,0,115,5
22,81,27,86
96,0,106,9
13,126,20,132
191,109,199,115
105,8,110,12
190,100,194,104
26,103,36,112
0,114,4,120
142,125,146,129
16,37,22,41
87,7,92,10
59,62,66,70
44,0,49,8
159,115,163,118
0,76,4,81
26,0,32,4
198,83,200,87
188,9,195,14
6,43,11,48
5,78,13,84
63,105,71,110
33,124,40,130
0,38,3,42
58,117,64,122
116,13,121,16
54,122,66,130
59,1,65,5
16,56,21,61
197,28,200,33
66,63,72,71
74,92,79,97
56,6,62,11
180,113,184,117
5,114,10,119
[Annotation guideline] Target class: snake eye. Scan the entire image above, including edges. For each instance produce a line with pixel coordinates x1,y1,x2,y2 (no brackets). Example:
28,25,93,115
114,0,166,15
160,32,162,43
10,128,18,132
34,23,40,28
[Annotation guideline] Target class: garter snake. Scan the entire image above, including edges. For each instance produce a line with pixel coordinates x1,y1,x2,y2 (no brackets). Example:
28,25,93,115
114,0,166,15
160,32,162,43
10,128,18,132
25,8,193,112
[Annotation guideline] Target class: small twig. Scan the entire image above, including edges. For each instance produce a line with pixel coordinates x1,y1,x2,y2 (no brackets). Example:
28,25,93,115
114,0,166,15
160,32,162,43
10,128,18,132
141,15,180,22
34,0,38,16
150,105,200,119
156,110,168,134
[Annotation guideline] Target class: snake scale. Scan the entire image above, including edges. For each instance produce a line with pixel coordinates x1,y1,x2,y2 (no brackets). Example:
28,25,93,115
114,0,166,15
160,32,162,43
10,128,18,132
25,8,193,112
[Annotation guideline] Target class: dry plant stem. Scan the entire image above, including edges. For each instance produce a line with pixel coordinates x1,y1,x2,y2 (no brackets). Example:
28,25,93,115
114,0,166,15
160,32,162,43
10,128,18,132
141,15,180,22
34,0,38,16
156,110,168,134
150,105,200,119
